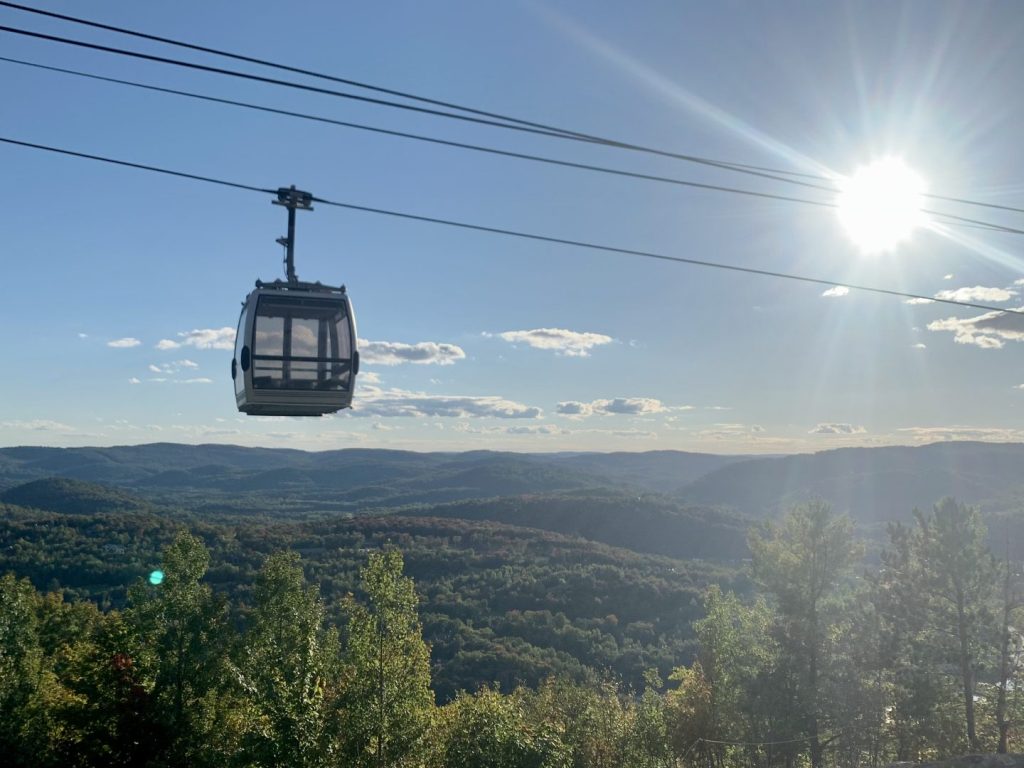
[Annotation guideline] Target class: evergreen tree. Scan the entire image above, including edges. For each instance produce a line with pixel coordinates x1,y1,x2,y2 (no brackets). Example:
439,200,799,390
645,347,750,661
339,549,434,768
876,499,998,754
748,501,861,768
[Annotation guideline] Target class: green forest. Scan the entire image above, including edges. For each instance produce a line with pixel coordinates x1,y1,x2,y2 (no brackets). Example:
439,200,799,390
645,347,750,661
3,496,1024,767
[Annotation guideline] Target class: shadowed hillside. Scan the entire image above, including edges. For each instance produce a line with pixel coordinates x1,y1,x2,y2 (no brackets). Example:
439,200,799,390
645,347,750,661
677,441,1024,525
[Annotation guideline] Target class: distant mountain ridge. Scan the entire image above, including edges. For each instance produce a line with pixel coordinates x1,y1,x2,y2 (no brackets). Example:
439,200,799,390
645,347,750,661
2,442,1023,530
677,441,1024,524
0,444,747,507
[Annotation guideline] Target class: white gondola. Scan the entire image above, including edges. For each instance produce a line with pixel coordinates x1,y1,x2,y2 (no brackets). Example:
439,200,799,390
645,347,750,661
231,186,359,417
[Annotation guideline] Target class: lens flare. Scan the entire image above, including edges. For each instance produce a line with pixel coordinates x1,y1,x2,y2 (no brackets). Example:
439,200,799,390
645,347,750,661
837,157,927,253
148,570,165,585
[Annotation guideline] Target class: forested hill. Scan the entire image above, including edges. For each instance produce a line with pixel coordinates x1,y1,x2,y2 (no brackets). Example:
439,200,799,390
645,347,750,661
0,444,745,501
408,491,751,561
677,441,1024,523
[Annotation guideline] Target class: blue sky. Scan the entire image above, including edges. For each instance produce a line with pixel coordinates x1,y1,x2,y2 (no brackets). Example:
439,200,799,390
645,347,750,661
2,0,1023,453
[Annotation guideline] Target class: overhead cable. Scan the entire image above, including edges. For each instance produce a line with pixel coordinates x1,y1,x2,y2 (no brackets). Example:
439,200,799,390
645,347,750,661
0,1,834,183
0,22,909,198
2,55,1020,236
0,56,836,210
2,134,1021,318
3,3,1022,216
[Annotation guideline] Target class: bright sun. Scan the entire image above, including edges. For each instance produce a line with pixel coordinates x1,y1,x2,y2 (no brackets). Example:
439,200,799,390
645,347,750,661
837,157,927,253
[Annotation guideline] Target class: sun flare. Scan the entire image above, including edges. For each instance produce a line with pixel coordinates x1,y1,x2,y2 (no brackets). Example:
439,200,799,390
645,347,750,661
837,157,927,253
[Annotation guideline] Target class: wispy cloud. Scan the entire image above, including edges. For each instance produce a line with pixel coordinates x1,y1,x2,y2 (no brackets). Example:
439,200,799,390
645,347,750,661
1,419,75,432
905,297,935,305
933,285,1017,303
353,387,541,419
927,309,1024,349
694,423,767,440
107,337,141,348
358,339,466,366
148,360,200,375
493,328,613,357
809,423,866,435
912,343,927,349
898,425,1024,443
556,397,680,417
128,377,141,384
157,328,236,351
821,286,849,298
506,424,569,436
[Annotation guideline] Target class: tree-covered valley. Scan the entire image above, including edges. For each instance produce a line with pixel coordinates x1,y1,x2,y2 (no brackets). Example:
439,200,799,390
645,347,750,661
4,442,1024,766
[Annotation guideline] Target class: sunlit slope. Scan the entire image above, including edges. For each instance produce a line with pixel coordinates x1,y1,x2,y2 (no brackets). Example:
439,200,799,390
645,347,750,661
0,445,748,509
0,496,742,698
678,441,1024,523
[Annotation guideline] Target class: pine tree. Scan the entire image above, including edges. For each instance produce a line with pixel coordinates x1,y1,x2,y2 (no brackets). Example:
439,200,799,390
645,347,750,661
748,501,861,768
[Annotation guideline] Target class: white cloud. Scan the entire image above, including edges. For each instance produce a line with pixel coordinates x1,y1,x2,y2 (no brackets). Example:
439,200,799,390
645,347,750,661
556,397,672,417
897,426,1024,443
129,377,142,384
821,285,849,298
1,419,75,432
944,274,954,280
107,337,141,348
574,427,658,439
360,371,382,385
809,423,867,435
181,377,213,384
695,423,767,440
353,387,541,419
905,297,935,305
149,360,202,375
506,424,569,436
927,309,1024,349
157,328,236,351
934,285,1017,303
358,339,466,366
77,332,88,339
913,343,927,349
495,328,614,357
556,401,591,417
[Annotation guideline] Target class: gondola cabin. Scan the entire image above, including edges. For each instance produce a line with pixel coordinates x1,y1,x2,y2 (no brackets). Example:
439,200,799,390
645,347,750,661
233,280,359,416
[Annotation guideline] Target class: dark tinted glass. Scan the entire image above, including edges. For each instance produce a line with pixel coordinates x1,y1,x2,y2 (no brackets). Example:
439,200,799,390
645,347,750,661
252,295,352,391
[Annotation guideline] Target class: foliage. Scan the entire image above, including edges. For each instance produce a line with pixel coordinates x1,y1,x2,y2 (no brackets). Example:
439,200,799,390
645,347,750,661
338,549,434,768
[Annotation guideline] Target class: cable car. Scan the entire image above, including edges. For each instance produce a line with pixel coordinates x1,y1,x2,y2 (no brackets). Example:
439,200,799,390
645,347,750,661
232,187,359,416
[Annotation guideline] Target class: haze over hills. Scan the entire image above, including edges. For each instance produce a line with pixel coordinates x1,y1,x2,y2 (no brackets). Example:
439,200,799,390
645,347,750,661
3,439,1024,695
2,442,1023,525
677,441,1024,525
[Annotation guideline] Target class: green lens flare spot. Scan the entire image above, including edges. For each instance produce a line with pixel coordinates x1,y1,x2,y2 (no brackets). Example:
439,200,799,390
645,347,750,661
148,570,165,585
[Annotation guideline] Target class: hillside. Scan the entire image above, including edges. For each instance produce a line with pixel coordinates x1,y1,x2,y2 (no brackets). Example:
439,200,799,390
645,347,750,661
0,499,742,698
0,477,156,515
678,441,1024,526
408,490,752,561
